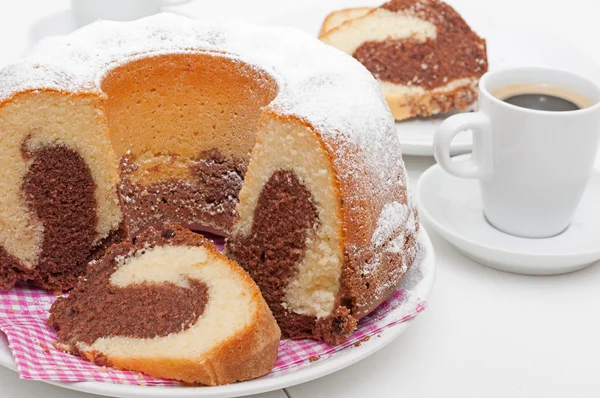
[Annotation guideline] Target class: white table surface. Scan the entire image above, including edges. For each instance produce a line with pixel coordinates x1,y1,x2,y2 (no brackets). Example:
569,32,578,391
1,1,600,397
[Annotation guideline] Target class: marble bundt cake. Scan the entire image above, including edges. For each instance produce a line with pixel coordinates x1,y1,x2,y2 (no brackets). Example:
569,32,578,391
49,224,280,385
319,0,488,120
0,14,419,344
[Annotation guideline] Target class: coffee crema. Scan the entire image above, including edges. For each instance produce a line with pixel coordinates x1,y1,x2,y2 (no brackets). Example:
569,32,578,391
492,83,594,112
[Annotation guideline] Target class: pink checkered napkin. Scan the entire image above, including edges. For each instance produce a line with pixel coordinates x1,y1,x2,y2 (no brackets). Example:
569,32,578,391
0,236,430,385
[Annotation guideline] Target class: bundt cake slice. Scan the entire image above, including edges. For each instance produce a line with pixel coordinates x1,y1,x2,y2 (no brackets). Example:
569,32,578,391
319,0,488,120
49,224,280,385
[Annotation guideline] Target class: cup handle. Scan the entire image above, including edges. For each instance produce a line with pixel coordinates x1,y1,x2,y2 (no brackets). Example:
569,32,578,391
433,112,493,180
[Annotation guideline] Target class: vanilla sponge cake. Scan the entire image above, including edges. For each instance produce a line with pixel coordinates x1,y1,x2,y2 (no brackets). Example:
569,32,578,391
49,224,280,385
319,0,488,120
1,14,419,345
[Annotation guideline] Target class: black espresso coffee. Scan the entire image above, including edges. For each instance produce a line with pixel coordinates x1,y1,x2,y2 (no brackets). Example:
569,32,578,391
492,83,593,112
503,93,579,111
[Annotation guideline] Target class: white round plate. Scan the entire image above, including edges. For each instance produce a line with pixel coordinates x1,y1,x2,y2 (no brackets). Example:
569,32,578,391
0,230,435,398
260,3,600,156
416,157,600,275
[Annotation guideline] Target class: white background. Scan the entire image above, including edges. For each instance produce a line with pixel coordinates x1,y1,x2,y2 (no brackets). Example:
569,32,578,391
0,0,599,397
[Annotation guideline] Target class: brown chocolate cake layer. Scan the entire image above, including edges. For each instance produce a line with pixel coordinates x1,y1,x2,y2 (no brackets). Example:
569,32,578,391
228,169,420,345
352,0,487,88
226,170,355,342
120,149,246,237
49,224,212,347
0,146,125,291
0,248,26,290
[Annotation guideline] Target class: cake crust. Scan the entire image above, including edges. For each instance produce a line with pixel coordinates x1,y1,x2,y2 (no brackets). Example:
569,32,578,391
319,0,488,120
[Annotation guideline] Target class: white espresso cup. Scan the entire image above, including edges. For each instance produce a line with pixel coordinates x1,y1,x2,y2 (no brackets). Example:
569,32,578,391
71,0,191,27
434,67,600,238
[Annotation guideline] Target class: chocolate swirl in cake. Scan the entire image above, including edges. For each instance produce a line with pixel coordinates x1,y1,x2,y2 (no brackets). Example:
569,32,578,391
227,170,319,339
0,145,124,291
49,226,210,346
353,0,487,89
120,149,246,237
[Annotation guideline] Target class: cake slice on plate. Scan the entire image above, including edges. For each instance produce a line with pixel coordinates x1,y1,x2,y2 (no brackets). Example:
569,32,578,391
319,0,488,120
49,223,280,385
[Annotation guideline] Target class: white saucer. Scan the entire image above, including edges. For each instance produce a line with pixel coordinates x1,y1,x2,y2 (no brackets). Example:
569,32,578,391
417,157,600,275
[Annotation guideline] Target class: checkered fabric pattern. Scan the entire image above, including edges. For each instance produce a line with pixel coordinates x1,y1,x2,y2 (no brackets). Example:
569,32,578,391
0,236,427,385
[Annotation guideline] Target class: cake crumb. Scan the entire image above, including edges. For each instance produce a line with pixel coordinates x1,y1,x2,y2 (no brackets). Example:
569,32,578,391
308,355,320,362
354,335,371,347
39,343,51,355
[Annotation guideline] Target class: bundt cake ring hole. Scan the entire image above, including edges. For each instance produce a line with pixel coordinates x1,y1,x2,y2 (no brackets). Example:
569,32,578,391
101,52,279,238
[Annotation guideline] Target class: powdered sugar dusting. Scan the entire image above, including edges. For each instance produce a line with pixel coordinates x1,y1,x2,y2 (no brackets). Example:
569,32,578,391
367,198,418,267
372,202,409,247
356,188,419,307
387,233,406,254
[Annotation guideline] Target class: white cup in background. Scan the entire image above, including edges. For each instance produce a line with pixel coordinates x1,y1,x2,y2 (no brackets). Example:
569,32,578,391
71,0,192,27
434,67,600,238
